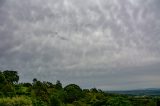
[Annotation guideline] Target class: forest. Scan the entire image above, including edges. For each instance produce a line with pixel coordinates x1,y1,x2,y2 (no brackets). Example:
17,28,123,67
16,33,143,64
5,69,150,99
0,70,160,106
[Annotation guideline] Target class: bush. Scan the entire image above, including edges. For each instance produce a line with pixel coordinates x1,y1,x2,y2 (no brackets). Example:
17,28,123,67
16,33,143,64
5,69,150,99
2,83,16,97
32,98,48,106
0,96,32,106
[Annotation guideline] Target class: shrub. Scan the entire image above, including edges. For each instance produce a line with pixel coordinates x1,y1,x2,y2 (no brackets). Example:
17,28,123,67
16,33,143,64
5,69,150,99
32,98,48,106
0,96,32,106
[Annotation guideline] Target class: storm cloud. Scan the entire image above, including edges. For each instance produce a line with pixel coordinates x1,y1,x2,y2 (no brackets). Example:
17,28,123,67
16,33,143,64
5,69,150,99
0,0,160,90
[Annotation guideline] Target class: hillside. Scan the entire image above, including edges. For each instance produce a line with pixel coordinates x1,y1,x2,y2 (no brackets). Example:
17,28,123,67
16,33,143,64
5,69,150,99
108,88,160,96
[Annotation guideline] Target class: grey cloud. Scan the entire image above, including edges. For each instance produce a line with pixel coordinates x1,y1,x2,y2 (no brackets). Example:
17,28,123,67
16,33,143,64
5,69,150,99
0,0,160,90
0,0,5,8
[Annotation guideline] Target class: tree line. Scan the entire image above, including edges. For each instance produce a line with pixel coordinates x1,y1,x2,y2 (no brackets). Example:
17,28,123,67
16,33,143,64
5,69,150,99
0,70,160,106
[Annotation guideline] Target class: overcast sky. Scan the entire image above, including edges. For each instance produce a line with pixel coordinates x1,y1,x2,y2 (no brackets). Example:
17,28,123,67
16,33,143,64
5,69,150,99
0,0,160,90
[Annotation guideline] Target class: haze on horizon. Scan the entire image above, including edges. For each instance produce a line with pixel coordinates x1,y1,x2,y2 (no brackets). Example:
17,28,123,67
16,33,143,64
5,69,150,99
0,0,160,90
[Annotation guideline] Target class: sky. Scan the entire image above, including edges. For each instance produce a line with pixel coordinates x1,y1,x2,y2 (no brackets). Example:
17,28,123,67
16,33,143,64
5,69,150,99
0,0,160,90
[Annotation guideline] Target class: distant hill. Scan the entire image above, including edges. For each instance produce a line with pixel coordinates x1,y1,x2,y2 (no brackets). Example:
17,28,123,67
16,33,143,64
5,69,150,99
107,88,160,96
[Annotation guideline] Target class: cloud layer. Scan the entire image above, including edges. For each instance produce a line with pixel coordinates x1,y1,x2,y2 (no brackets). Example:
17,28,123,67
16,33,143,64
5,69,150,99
0,0,160,90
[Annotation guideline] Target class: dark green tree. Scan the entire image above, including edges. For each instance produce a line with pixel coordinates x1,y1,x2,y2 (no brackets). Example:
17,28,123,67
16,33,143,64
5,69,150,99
55,80,62,89
3,70,19,84
90,88,98,93
64,84,83,103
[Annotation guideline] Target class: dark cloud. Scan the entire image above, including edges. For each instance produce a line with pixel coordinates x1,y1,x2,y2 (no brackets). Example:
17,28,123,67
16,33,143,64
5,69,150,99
0,0,160,90
0,0,5,7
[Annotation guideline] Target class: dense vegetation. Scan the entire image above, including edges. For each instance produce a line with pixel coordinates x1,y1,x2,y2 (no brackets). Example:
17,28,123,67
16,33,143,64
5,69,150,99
0,70,160,106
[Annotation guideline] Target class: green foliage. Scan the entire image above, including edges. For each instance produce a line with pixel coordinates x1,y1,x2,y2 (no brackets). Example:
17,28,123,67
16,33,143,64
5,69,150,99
32,98,48,106
3,70,19,84
22,83,32,87
2,83,16,97
0,96,32,106
90,88,98,93
106,97,132,106
55,80,62,90
0,71,6,84
0,70,159,106
43,81,55,88
73,101,89,106
50,95,61,106
0,71,6,93
32,80,49,103
130,97,156,106
50,89,66,103
64,84,83,103
15,85,30,96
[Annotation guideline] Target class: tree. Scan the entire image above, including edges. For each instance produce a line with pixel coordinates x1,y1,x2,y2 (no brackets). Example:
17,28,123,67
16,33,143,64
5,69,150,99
64,84,83,103
3,70,19,84
90,88,98,93
33,78,37,84
55,80,62,90
32,80,49,103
